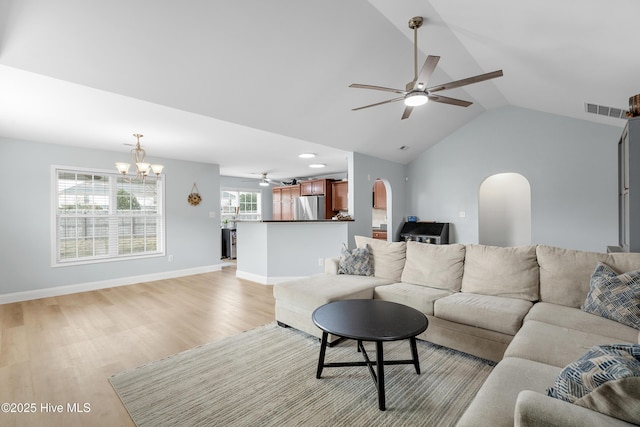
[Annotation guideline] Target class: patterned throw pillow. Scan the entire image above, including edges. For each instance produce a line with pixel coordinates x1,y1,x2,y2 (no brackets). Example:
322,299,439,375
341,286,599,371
547,344,640,424
582,262,640,330
337,244,373,276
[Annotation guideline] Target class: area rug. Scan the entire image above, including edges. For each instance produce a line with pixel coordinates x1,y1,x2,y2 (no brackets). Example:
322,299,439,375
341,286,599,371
110,323,494,427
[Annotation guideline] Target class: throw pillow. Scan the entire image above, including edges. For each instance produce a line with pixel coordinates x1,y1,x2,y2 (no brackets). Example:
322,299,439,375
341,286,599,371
337,244,373,276
547,344,640,424
354,235,406,281
582,262,640,330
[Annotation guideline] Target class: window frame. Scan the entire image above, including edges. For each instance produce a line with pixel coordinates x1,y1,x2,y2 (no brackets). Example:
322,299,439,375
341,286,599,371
51,165,166,267
220,188,262,224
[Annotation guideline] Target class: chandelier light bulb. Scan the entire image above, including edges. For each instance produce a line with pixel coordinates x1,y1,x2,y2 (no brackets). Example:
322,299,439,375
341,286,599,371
115,133,164,180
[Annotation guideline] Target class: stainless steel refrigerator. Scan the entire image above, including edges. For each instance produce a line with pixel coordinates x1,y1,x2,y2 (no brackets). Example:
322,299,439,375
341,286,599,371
294,196,325,220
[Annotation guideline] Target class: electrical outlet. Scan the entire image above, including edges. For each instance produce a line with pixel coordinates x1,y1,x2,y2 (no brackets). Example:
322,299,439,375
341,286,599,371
168,255,174,262
318,258,324,267
459,211,466,218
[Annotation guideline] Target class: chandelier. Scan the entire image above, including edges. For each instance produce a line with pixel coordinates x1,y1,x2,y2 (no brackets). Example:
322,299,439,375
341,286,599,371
115,133,164,179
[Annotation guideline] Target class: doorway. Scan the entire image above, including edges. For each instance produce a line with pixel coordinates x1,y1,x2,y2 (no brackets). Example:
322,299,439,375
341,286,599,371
372,178,389,241
478,173,531,246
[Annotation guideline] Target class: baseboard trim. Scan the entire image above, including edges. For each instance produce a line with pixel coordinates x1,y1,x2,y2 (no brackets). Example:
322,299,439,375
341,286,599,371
0,264,223,304
235,270,306,285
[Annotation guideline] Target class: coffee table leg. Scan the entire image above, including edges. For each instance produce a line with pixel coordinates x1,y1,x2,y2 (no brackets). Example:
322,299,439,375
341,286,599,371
316,332,328,379
376,341,386,411
410,337,421,374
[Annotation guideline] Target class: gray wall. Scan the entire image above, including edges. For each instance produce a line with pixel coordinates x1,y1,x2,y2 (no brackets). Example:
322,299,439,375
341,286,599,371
0,137,221,295
347,152,406,247
405,106,622,252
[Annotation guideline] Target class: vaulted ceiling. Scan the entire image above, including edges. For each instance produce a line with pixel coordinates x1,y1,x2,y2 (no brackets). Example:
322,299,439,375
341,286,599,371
0,0,636,181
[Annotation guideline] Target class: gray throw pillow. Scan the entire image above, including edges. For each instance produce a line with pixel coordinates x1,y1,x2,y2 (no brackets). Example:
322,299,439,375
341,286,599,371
582,262,640,330
547,344,640,424
337,244,373,276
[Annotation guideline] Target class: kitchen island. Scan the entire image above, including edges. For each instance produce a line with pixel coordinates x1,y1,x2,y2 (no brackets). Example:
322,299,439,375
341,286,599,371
235,220,351,284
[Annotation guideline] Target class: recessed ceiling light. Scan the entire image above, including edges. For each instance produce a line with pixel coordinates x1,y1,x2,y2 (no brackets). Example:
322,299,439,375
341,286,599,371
298,153,316,159
309,163,326,168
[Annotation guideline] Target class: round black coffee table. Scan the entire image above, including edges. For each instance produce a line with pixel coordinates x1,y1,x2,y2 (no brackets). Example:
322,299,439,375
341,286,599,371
312,299,428,411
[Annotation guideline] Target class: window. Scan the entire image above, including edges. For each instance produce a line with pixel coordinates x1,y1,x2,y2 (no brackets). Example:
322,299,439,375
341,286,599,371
53,167,164,266
220,190,261,225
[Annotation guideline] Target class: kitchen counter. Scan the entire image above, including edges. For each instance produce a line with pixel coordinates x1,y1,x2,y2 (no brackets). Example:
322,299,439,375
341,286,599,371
235,220,350,284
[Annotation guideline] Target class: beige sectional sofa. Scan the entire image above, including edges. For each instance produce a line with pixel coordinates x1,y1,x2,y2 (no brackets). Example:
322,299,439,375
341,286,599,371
273,236,640,426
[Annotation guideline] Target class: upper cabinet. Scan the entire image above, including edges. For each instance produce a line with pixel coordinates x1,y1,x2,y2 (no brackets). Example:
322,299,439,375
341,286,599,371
331,181,348,211
373,179,386,209
300,179,327,196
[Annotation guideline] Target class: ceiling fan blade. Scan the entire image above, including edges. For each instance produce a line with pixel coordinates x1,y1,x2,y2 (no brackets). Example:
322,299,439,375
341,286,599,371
352,96,404,111
412,55,440,90
428,94,473,107
427,70,503,93
401,106,414,120
349,83,406,95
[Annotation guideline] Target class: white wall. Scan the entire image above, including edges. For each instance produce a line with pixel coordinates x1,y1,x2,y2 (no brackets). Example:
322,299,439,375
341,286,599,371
406,106,622,252
478,173,531,246
0,137,221,298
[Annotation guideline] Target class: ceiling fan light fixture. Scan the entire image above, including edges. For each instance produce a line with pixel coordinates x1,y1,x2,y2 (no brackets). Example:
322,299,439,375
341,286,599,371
259,180,270,187
404,91,429,107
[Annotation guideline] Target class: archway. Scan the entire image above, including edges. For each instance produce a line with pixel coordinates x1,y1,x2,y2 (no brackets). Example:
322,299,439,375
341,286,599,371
372,178,390,241
479,173,531,247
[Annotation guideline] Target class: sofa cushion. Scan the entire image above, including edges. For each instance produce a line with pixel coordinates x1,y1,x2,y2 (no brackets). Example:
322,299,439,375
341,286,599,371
273,274,392,311
505,320,635,368
536,245,640,308
337,244,373,276
461,244,539,301
547,344,640,424
400,242,465,291
524,302,640,343
354,235,406,282
582,262,640,330
373,282,453,315
514,390,636,427
456,357,562,427
434,293,533,336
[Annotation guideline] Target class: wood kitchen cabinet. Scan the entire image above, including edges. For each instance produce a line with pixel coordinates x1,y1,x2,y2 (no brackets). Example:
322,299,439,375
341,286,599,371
372,230,387,240
331,181,348,211
373,179,386,209
272,185,300,220
300,179,327,196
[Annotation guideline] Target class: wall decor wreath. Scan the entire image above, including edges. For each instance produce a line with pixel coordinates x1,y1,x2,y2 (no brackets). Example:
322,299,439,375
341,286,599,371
188,183,202,206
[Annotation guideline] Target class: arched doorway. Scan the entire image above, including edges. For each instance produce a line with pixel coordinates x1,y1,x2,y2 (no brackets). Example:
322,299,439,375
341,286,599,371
372,178,389,241
479,173,531,247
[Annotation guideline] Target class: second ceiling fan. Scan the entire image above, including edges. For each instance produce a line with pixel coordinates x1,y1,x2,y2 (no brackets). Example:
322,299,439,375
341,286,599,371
350,16,503,120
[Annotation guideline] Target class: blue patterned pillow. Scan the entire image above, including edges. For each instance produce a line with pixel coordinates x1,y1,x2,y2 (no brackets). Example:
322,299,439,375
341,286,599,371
547,344,640,423
337,244,373,276
582,262,640,330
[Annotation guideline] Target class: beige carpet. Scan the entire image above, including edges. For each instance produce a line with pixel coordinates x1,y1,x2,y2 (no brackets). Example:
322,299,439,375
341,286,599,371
110,323,494,427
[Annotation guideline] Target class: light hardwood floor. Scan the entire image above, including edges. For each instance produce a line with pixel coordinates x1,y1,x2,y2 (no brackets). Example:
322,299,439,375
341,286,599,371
0,265,275,426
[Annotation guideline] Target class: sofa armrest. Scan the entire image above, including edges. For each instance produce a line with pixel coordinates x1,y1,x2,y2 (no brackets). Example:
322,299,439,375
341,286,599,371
514,390,635,427
324,257,339,275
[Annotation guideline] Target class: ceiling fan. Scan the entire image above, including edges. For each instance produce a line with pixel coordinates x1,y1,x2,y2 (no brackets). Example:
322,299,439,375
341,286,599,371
241,172,277,186
350,16,503,120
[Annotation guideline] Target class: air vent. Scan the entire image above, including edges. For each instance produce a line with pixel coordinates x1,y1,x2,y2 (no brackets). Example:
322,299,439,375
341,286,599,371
584,103,629,119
